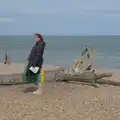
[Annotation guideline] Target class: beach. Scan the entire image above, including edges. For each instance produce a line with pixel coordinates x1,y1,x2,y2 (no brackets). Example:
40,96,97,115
1,0,120,118
0,63,120,120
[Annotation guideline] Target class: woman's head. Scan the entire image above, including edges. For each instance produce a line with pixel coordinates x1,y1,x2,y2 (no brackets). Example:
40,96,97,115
34,33,44,41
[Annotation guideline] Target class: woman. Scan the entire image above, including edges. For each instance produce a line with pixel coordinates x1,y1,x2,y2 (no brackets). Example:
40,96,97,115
25,33,46,94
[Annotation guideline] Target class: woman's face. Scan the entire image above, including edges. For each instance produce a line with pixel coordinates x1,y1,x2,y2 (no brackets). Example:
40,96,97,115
34,35,40,41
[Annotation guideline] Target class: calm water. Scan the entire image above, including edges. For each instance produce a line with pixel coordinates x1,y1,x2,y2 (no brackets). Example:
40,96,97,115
0,35,120,69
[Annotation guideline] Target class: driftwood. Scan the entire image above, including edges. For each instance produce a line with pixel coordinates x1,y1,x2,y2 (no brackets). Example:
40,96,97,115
54,71,120,87
51,46,119,87
4,52,11,65
52,69,114,87
0,73,23,85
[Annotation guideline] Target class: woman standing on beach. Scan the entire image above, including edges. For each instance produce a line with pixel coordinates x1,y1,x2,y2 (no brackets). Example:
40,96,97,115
25,33,46,94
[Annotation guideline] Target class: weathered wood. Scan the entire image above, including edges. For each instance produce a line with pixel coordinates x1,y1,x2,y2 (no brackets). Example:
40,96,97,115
53,71,114,87
0,71,118,88
0,73,23,85
63,75,120,87
62,73,112,82
4,52,11,65
96,79,120,86
51,46,118,88
72,46,96,73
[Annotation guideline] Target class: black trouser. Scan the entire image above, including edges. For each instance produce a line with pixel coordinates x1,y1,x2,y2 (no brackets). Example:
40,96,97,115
25,62,41,84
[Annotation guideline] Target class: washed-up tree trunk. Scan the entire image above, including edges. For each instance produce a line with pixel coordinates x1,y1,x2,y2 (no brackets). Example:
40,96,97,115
52,46,118,87
52,69,114,87
56,72,120,87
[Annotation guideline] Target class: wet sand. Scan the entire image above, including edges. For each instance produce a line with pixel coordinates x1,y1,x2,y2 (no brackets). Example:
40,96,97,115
0,63,120,120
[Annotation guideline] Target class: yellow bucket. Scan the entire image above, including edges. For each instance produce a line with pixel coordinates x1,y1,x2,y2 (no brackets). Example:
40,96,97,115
40,68,45,84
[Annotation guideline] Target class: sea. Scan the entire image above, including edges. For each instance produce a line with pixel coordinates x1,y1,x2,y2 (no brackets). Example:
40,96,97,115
0,35,120,69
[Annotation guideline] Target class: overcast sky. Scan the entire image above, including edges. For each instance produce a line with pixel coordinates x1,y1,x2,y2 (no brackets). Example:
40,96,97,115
0,0,120,35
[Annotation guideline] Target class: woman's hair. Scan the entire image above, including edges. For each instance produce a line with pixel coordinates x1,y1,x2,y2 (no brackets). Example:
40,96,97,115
35,33,44,41
35,33,46,46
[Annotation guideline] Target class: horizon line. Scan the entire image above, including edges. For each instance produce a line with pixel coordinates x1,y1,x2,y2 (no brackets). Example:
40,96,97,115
0,33,120,36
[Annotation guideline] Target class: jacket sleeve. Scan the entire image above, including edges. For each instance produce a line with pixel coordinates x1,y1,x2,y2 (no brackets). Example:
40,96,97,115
31,43,43,66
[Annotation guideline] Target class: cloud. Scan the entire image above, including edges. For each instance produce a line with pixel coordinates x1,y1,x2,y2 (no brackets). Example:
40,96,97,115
1,0,120,17
1,0,120,35
0,18,15,22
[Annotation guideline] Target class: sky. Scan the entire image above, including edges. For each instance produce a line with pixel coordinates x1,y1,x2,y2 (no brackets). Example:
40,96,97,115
0,0,120,35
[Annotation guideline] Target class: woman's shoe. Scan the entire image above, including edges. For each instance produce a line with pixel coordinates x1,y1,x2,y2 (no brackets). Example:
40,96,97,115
33,83,43,95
